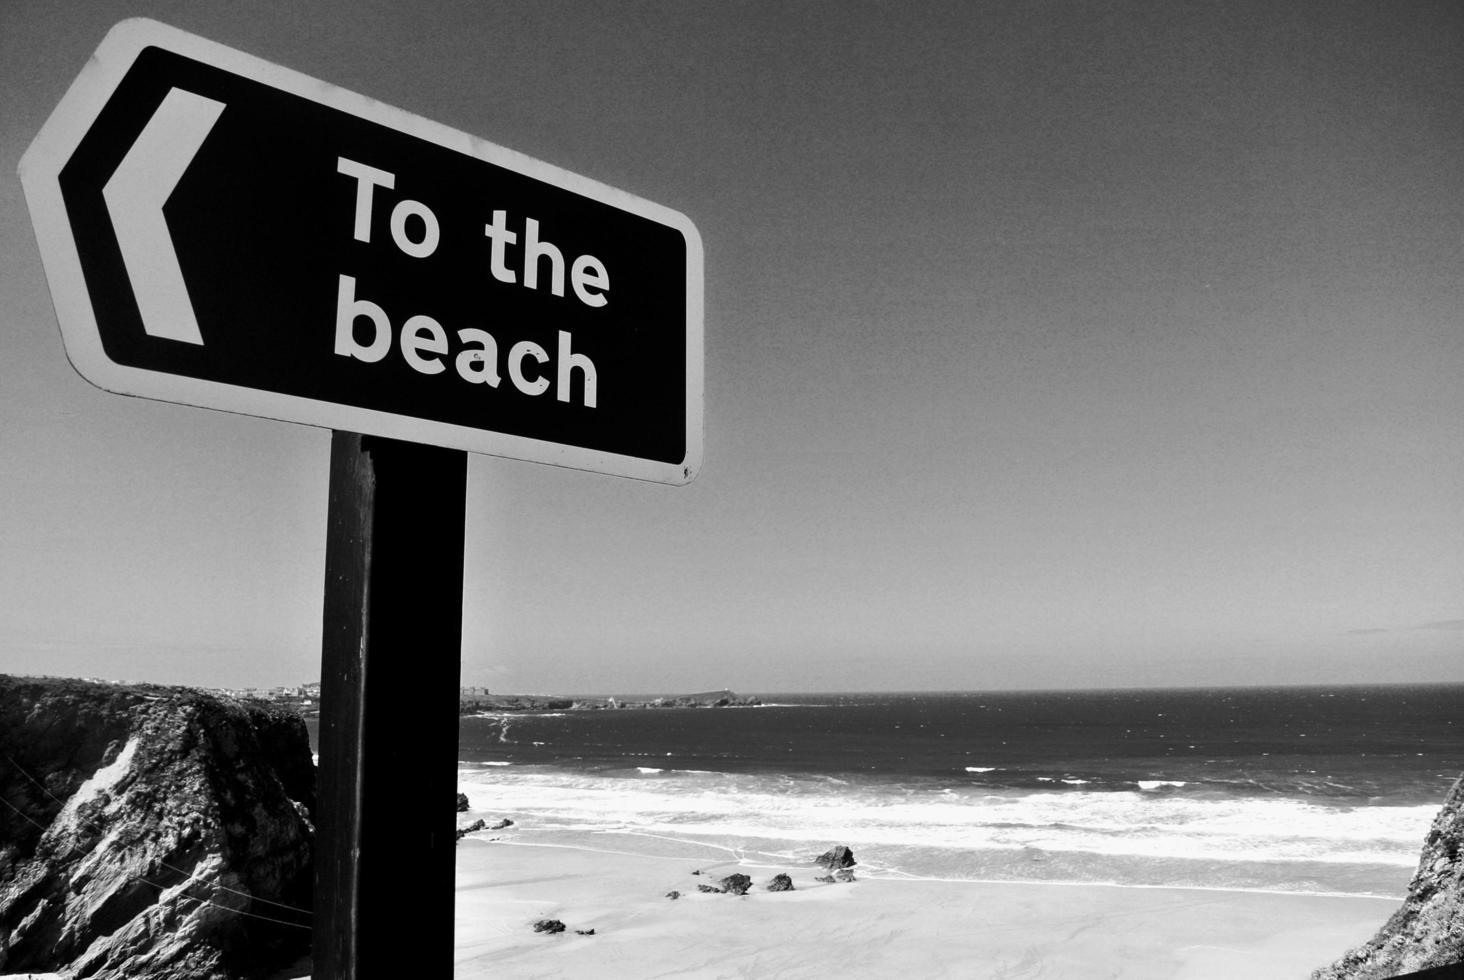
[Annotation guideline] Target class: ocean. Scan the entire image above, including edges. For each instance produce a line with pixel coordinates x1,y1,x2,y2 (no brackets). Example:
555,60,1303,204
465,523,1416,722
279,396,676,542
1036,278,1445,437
449,684,1462,898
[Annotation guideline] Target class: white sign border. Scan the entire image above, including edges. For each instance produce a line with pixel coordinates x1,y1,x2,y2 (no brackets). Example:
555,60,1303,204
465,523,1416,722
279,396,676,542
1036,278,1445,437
19,18,704,486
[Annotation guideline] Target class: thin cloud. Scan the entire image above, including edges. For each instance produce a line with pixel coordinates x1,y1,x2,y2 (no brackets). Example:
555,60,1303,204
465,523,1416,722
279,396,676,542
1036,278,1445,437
1416,619,1464,631
1344,628,1389,635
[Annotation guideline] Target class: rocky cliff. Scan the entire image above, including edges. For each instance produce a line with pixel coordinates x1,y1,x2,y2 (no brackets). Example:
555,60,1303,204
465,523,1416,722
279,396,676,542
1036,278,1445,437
0,675,315,979
1313,775,1464,979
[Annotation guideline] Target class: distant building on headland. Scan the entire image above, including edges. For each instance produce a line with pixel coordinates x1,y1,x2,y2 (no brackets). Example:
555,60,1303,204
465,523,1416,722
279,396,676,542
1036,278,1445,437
205,680,323,716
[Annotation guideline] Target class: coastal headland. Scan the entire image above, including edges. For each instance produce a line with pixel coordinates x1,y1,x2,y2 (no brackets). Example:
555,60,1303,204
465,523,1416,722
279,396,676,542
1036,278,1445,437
0,675,314,980
458,688,761,713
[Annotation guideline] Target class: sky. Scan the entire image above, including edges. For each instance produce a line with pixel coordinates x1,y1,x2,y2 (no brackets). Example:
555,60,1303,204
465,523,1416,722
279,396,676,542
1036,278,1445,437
2,0,1461,695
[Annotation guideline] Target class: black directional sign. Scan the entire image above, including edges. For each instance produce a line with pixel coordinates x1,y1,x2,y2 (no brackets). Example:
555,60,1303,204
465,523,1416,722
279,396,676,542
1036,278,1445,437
21,19,703,484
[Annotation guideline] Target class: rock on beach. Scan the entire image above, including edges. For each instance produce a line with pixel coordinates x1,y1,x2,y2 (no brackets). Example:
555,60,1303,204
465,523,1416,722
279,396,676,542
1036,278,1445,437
815,845,857,870
720,873,753,896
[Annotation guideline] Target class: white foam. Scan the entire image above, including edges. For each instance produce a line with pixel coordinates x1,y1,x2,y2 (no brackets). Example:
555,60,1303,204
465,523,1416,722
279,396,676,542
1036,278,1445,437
965,767,997,773
1136,780,1187,791
456,767,1436,873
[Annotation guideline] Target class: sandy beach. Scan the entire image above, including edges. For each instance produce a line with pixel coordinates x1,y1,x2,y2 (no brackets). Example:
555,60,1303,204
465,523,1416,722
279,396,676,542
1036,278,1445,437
452,835,1396,979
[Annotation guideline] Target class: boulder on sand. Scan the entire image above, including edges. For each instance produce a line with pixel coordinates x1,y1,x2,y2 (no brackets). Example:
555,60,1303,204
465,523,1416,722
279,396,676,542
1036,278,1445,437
815,844,857,870
456,819,487,840
720,873,753,895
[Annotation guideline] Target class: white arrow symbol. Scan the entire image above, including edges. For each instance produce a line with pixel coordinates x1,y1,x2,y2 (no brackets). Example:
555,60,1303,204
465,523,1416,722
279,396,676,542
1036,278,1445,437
102,87,225,346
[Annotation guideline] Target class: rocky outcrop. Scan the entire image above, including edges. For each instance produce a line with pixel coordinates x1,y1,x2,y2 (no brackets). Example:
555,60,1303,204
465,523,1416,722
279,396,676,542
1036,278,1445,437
766,873,794,892
455,816,512,841
455,819,486,840
815,845,856,870
1313,776,1464,979
638,691,762,709
719,873,753,896
0,675,315,980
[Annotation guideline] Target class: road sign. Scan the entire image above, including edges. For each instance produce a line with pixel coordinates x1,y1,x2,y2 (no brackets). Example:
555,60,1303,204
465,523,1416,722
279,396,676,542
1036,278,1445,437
20,19,703,485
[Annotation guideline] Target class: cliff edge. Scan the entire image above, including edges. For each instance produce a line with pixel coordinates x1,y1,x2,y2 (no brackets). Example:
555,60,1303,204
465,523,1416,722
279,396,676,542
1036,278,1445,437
1313,775,1464,979
0,675,315,979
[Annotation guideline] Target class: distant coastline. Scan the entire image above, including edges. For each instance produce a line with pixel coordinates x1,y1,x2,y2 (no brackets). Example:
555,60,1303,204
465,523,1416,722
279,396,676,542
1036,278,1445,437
458,689,761,714
49,679,765,720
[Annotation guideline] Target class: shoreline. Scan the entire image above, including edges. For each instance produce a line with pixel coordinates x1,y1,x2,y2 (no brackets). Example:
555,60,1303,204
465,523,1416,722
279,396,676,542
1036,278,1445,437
492,837,1404,902
453,837,1396,979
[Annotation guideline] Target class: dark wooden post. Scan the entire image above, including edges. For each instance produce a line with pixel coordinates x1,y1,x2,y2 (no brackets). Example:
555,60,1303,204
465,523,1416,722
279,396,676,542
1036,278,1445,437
315,431,467,978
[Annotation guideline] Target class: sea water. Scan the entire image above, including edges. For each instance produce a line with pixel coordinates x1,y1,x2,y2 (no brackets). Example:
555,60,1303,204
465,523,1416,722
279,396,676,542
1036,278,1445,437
451,685,1461,897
